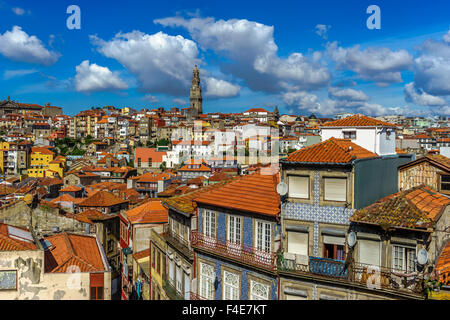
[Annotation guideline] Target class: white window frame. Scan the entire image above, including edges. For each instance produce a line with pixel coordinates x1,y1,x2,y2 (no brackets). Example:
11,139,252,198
249,279,269,300
254,220,272,254
199,262,215,300
392,244,416,273
204,210,216,238
223,270,239,300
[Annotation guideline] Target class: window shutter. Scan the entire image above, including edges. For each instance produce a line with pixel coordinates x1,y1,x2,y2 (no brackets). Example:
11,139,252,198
287,231,308,256
288,176,309,198
324,178,347,201
323,235,345,245
90,273,104,287
358,239,381,266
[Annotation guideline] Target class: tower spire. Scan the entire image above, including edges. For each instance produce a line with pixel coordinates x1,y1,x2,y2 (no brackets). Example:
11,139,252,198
190,65,202,116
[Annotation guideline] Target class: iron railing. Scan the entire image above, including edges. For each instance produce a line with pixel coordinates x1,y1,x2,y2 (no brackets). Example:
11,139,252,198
190,231,277,272
278,254,423,295
190,291,207,300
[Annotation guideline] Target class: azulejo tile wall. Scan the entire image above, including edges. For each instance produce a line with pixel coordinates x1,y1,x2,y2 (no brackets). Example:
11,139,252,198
283,170,355,255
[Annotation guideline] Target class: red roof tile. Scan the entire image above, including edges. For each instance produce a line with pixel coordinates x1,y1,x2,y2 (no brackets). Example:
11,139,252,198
44,233,106,273
321,114,396,127
285,137,377,163
194,172,280,216
125,200,168,224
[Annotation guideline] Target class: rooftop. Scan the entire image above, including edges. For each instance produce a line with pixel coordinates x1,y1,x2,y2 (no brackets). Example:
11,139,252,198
284,137,378,164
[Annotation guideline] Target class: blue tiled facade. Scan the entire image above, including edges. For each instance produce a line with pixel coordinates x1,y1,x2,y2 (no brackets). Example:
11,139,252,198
196,252,278,300
195,206,280,300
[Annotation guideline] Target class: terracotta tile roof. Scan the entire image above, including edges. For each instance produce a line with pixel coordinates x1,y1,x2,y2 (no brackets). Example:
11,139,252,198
194,172,280,216
427,154,450,171
125,200,168,224
44,233,106,273
436,242,450,285
135,148,166,163
351,185,450,230
244,108,269,113
135,172,174,183
208,172,231,182
31,146,55,155
87,181,127,192
78,209,117,221
321,114,396,127
60,185,82,192
163,182,230,215
133,248,150,260
38,177,63,186
284,137,378,164
78,190,128,207
0,223,37,251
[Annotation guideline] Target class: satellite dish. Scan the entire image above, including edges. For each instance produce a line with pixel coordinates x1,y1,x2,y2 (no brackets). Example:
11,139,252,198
276,182,288,196
347,232,357,248
417,248,428,265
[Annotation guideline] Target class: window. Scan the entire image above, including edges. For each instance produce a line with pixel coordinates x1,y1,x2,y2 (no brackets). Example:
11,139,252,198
227,216,241,245
90,286,104,300
176,265,183,293
287,231,308,257
107,239,114,253
199,262,215,300
0,270,17,290
441,175,450,193
152,247,155,267
137,158,141,167
90,273,104,300
255,220,271,253
343,131,356,140
392,245,416,273
148,158,152,167
386,130,391,140
169,258,175,285
323,235,345,260
223,270,239,300
204,210,216,238
288,175,309,199
249,279,269,300
157,250,161,275
358,239,381,266
323,177,347,202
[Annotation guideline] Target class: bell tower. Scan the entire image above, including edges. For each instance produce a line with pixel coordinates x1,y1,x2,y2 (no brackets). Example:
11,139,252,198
190,65,203,116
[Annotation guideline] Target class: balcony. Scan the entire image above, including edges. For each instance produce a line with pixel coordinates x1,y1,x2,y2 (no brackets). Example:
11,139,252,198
162,225,193,260
278,254,423,296
163,279,184,300
189,291,207,300
190,231,277,272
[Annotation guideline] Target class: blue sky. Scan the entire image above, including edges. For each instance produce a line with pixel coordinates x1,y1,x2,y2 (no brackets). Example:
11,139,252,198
0,0,450,116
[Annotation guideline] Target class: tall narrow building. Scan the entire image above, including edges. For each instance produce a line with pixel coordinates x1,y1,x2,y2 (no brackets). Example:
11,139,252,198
189,65,203,116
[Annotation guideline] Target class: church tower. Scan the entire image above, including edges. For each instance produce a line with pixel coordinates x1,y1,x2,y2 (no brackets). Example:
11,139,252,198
190,65,203,116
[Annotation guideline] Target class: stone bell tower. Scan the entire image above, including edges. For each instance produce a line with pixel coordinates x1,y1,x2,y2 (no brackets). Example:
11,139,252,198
190,65,203,116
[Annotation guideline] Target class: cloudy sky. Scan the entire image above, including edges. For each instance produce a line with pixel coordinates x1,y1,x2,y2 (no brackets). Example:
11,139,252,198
0,0,449,116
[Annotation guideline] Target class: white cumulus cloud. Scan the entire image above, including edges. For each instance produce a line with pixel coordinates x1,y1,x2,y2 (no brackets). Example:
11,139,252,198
204,77,240,98
155,16,330,93
315,24,331,39
326,41,412,85
90,31,200,96
404,82,446,106
74,60,128,93
0,26,60,65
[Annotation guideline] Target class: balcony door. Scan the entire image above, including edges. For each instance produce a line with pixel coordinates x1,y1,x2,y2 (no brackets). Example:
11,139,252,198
227,215,242,256
203,210,217,248
254,220,272,265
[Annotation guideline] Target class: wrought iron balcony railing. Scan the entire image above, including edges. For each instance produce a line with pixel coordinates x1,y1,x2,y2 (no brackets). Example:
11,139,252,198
190,231,277,272
162,279,184,300
278,254,424,295
189,291,207,300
